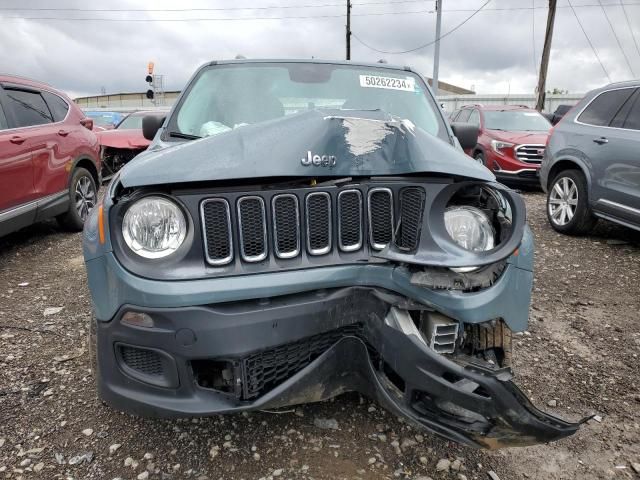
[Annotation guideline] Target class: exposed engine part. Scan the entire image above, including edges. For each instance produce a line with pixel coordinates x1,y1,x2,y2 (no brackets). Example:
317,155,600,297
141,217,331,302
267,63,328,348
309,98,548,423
462,319,513,368
420,311,459,354
410,260,507,292
101,147,144,181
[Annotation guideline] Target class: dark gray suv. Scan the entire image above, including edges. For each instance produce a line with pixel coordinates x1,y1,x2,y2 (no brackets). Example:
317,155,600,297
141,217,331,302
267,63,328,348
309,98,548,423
540,80,640,234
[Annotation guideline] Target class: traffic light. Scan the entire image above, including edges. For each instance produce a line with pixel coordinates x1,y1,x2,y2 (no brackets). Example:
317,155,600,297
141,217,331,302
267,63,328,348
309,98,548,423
146,62,155,100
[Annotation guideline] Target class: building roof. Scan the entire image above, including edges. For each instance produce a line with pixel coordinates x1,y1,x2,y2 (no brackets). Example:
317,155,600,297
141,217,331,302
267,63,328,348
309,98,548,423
426,78,475,95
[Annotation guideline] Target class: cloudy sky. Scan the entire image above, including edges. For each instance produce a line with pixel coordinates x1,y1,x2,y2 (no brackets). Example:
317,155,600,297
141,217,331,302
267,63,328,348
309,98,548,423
1,0,639,99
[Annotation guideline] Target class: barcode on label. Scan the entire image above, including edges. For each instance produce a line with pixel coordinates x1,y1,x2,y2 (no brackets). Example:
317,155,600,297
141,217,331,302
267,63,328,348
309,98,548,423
359,75,416,92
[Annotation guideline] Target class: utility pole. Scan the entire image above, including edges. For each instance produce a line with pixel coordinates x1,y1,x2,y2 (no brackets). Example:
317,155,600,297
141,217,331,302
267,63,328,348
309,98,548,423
432,0,443,97
535,0,557,111
346,0,351,60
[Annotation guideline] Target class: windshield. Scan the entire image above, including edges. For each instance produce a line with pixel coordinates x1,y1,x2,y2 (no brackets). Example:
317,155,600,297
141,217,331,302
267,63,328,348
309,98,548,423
117,114,144,130
170,62,446,140
483,110,551,131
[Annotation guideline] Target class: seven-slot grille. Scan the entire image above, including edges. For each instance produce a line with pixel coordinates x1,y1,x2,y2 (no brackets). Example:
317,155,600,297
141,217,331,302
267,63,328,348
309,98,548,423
200,186,419,265
515,144,545,164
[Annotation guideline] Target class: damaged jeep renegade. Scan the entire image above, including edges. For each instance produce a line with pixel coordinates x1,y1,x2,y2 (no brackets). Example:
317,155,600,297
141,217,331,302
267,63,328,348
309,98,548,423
83,60,585,448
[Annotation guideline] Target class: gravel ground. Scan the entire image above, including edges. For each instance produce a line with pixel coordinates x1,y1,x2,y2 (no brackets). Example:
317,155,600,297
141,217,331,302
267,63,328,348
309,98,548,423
0,191,639,480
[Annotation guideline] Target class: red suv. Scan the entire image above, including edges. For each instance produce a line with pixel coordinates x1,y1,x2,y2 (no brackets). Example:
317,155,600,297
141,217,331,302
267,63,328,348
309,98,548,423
450,105,552,186
0,75,100,237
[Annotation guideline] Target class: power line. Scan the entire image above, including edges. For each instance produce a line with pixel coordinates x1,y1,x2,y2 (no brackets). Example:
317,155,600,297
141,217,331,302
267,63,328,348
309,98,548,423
598,0,635,76
0,0,429,13
567,0,612,82
2,1,639,14
620,0,640,63
2,1,640,23
351,0,492,54
0,9,435,22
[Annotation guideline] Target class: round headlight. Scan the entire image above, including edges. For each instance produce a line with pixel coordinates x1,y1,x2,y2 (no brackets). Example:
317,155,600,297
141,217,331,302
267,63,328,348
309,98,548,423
444,206,495,252
122,196,187,258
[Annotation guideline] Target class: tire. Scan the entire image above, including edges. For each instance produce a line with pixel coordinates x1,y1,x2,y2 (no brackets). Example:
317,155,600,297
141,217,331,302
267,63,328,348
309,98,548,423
57,167,97,231
546,169,597,235
474,152,486,167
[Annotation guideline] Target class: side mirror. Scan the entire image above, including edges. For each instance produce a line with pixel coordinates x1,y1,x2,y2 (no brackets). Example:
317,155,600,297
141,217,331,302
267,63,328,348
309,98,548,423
142,115,166,141
450,122,479,150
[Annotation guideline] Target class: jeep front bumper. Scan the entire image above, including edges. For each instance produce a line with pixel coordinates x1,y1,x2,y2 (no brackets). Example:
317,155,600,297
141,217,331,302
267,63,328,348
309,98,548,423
87,249,586,449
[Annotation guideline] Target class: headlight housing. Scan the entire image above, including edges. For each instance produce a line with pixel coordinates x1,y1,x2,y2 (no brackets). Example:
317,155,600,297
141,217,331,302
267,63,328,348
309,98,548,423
122,196,187,258
490,139,514,155
444,206,495,252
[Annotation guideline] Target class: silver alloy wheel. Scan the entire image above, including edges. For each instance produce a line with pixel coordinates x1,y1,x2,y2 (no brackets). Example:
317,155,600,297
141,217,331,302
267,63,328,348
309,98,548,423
475,155,484,165
548,176,578,226
75,176,96,221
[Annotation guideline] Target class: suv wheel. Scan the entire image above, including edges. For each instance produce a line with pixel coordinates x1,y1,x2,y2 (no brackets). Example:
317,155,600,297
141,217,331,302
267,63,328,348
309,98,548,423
474,152,486,167
57,167,97,231
547,169,597,235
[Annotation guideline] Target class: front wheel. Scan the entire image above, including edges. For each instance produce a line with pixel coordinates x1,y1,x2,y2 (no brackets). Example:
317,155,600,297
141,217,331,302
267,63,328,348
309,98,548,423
474,152,486,167
546,169,597,235
57,167,97,231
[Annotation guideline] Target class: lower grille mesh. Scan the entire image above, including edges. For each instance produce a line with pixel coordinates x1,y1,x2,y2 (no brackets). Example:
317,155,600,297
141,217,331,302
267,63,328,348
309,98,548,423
241,324,363,400
395,187,425,251
119,346,164,377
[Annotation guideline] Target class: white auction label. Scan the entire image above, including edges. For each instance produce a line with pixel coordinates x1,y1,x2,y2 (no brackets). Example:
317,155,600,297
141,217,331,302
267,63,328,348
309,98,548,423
359,75,416,92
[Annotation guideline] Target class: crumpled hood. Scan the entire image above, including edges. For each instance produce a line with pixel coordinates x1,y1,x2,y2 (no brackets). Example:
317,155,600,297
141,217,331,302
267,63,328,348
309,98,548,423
485,129,549,145
119,110,494,188
97,129,150,150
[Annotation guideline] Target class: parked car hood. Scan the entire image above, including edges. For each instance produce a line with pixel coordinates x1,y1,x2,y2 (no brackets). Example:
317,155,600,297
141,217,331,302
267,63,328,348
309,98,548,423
485,130,549,145
119,110,494,188
97,129,150,150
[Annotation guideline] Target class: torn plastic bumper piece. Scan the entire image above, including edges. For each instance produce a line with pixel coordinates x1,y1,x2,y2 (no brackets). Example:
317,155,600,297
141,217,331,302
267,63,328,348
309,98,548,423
259,307,586,449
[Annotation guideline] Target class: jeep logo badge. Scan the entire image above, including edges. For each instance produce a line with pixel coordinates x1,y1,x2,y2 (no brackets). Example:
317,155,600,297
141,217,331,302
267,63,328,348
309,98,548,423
301,151,336,168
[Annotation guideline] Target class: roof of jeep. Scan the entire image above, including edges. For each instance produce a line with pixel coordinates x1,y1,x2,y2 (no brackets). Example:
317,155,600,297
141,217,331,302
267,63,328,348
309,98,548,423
205,58,414,73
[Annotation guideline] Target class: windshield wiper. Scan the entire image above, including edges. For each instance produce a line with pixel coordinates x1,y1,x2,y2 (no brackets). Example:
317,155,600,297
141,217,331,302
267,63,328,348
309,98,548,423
168,131,201,140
